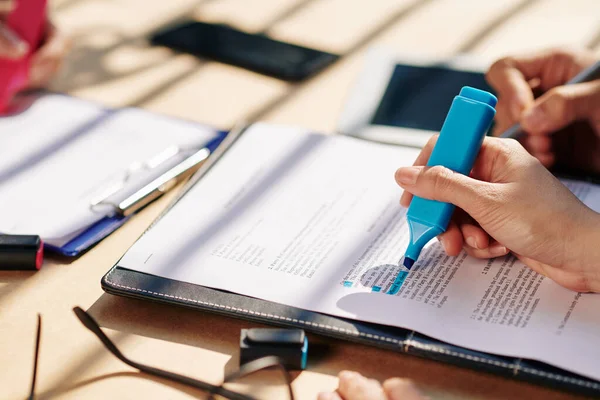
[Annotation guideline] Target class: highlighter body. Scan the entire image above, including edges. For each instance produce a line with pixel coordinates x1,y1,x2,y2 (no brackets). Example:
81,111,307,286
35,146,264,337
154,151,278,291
0,0,47,113
404,86,497,268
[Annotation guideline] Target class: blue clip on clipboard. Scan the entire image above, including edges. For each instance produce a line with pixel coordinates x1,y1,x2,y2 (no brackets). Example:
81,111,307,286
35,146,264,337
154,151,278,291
46,131,228,257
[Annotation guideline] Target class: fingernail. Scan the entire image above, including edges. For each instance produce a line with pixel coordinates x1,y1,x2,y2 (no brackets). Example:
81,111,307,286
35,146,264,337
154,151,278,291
522,107,547,132
1,27,28,57
396,167,420,186
490,244,507,257
339,371,356,380
466,236,478,249
317,393,334,400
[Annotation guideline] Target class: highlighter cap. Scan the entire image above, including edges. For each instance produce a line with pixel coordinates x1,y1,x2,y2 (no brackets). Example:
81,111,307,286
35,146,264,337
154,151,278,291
405,86,496,260
0,234,44,270
459,86,497,108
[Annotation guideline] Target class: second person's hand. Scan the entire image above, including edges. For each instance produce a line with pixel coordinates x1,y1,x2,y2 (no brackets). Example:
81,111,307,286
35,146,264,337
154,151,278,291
486,48,600,174
0,0,27,59
396,136,600,293
318,371,424,400
0,0,69,90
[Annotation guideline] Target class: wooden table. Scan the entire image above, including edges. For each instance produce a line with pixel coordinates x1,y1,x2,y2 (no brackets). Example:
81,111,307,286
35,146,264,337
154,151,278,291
2,0,600,398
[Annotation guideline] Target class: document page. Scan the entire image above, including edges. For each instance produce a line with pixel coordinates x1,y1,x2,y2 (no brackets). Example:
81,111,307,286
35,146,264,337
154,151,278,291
0,94,218,245
119,124,600,381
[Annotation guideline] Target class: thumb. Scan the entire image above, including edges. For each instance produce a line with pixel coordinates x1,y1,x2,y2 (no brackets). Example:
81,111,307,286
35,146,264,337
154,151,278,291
521,81,600,135
0,23,27,59
395,165,491,217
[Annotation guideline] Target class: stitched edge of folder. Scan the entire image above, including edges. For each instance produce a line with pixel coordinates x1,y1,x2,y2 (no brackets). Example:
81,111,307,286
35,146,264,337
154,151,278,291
104,270,600,390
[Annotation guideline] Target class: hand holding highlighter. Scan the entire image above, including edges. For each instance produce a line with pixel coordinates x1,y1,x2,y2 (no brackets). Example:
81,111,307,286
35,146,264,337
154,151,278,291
402,87,497,270
0,0,47,113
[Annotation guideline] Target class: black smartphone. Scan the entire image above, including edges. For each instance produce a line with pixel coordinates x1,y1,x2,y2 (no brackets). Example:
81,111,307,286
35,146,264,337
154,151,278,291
150,21,339,82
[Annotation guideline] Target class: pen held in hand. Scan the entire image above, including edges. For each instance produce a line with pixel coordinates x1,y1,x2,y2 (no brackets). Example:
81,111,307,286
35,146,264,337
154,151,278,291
499,61,600,140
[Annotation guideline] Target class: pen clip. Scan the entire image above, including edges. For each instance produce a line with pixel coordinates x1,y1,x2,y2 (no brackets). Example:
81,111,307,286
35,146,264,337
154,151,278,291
90,145,211,217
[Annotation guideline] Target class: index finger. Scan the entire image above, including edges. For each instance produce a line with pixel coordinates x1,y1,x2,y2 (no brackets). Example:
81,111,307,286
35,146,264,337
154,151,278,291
486,56,536,123
398,134,438,207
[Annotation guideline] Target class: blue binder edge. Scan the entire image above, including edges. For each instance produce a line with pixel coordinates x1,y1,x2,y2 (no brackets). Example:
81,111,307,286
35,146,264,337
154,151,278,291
46,131,229,257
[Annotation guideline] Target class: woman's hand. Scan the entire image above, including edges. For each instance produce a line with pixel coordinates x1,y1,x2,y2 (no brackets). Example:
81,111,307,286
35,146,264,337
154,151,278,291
486,48,600,174
0,0,69,89
27,21,70,89
0,0,26,59
318,371,424,400
396,136,600,293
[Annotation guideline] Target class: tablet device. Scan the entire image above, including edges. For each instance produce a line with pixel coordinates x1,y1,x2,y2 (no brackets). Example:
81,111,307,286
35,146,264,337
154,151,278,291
337,49,493,147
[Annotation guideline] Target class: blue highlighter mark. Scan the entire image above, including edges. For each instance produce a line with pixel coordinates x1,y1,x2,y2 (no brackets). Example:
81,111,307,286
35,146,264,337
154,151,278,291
386,271,409,295
371,286,381,293
343,281,353,287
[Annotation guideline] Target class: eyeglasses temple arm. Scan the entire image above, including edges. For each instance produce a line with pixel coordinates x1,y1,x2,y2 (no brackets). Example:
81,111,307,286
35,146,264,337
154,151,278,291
224,356,295,400
72,307,253,400
28,314,42,400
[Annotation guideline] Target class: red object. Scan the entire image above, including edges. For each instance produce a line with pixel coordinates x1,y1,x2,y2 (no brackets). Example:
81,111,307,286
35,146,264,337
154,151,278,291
0,234,43,270
35,239,44,270
0,0,47,113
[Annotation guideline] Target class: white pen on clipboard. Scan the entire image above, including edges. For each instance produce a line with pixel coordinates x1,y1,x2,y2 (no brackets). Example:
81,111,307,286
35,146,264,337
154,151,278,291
90,134,226,217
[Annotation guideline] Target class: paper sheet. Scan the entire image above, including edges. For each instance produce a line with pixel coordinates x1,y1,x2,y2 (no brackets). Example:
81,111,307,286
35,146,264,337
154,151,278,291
119,124,600,381
0,94,218,246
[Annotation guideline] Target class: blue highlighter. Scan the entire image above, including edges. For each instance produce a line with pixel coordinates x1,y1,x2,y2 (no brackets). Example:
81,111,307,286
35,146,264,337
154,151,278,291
402,86,497,270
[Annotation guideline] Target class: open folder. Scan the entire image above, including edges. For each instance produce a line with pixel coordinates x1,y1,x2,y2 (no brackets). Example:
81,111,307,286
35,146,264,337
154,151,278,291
0,94,225,256
104,123,600,396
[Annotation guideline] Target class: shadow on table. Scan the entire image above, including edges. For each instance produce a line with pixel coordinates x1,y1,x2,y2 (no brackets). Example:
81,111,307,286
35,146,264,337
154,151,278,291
88,293,331,379
31,305,224,399
86,290,588,400
456,0,541,53
52,0,555,123
0,270,36,284
52,0,438,115
0,271,37,304
52,0,318,108
0,250,84,304
35,371,207,400
51,0,215,94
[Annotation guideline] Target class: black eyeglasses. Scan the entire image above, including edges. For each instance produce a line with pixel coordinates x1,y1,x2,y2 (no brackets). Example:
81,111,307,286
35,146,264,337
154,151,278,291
28,307,296,400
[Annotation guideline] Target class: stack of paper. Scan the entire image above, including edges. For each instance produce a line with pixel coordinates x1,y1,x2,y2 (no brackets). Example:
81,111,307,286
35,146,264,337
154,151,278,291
0,94,218,247
119,124,600,382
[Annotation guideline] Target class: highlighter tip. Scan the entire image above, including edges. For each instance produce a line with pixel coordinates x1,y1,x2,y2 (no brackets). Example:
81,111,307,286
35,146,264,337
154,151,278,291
403,257,415,270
